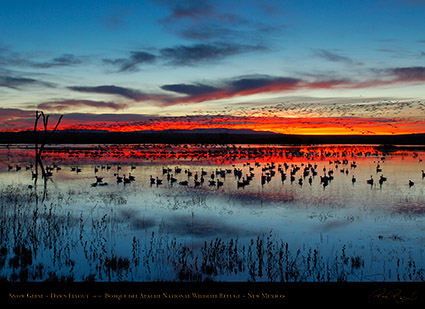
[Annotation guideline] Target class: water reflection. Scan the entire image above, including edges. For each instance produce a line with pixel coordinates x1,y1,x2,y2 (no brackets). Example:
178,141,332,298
0,144,424,282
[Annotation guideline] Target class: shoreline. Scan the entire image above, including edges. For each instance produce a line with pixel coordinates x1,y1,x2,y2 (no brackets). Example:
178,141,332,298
0,131,424,146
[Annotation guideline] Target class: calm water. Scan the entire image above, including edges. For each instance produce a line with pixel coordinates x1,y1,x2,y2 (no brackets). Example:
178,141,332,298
0,144,424,282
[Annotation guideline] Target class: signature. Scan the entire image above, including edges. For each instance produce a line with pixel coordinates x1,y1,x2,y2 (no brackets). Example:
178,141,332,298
369,288,419,304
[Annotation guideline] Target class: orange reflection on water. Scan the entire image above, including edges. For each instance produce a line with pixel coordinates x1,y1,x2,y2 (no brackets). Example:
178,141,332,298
1,144,422,170
32,144,414,166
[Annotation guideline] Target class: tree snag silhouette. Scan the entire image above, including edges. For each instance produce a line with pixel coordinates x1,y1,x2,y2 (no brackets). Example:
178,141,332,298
33,110,63,178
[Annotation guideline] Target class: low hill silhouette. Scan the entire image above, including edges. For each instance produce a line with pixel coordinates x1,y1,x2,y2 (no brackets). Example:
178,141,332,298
0,129,424,146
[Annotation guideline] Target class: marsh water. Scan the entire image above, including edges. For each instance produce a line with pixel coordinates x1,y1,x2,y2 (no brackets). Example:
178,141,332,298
1,144,424,282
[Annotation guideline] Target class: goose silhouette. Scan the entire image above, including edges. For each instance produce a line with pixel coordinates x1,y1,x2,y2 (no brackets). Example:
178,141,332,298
123,175,131,184
217,179,224,188
179,180,188,186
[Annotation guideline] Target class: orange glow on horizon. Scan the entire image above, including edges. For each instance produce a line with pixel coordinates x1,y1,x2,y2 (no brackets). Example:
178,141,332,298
53,116,425,135
1,115,424,135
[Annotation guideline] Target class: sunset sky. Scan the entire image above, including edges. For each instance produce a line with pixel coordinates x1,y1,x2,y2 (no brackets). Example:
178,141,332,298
1,0,425,135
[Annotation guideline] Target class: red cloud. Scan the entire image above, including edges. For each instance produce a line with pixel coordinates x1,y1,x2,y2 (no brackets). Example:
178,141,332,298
160,67,425,105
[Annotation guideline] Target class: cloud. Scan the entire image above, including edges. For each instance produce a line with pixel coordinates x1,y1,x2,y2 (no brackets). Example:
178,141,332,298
386,66,425,81
36,99,128,111
175,18,278,43
102,42,265,71
162,0,214,21
0,75,54,89
178,24,243,41
158,67,425,106
0,107,33,122
68,85,152,101
159,42,265,66
158,0,240,25
313,49,362,65
0,47,31,67
68,84,173,105
161,75,301,103
102,51,156,72
0,108,35,131
157,0,281,43
58,113,156,122
160,83,219,96
230,75,300,93
31,54,82,68
0,47,82,69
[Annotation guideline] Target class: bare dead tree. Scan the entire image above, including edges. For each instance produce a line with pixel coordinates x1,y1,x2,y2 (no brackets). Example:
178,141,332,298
33,110,63,179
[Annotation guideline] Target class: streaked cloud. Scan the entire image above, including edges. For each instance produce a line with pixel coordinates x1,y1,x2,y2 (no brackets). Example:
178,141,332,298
0,75,54,89
313,49,363,66
160,0,214,21
36,99,128,112
160,42,265,66
161,75,301,104
30,54,82,68
102,51,157,72
0,107,33,122
0,46,83,69
157,0,283,43
160,83,219,96
102,42,266,71
386,66,425,81
68,85,152,101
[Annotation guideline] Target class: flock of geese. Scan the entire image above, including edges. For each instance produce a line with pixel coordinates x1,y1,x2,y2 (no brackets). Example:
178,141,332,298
7,160,424,190
84,160,423,190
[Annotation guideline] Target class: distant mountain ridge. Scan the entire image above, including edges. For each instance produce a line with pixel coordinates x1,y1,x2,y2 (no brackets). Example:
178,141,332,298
0,128,424,145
